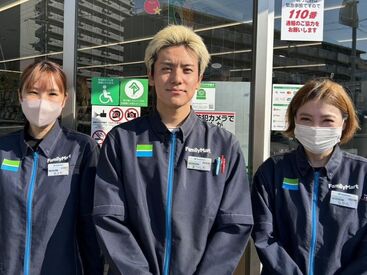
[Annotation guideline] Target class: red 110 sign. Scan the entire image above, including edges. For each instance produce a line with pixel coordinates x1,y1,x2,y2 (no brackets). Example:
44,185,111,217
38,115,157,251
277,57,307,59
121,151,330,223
281,0,324,42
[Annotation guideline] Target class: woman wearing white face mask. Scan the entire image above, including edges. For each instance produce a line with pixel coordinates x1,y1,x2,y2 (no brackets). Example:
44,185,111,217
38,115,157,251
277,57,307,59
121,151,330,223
0,60,103,275
251,78,367,275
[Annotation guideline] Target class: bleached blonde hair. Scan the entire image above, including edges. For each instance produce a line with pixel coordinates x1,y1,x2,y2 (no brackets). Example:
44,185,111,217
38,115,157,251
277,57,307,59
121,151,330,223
144,25,210,76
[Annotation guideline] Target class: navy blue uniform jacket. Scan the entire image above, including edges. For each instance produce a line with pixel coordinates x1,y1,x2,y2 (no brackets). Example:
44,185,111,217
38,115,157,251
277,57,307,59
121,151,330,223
93,110,253,275
251,145,367,275
0,120,103,275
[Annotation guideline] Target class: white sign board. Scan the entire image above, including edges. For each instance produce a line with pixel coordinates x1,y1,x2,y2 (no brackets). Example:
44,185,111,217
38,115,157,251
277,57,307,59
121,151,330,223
271,84,302,131
196,111,236,135
91,105,140,145
281,0,324,41
192,83,216,111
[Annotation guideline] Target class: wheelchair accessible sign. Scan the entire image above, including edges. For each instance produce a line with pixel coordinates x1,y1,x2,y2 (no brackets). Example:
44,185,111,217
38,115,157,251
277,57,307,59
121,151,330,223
91,77,148,107
91,77,120,106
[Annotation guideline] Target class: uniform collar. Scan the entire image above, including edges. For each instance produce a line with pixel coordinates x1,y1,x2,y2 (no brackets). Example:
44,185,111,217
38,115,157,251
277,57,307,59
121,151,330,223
19,120,63,158
149,109,198,142
178,109,198,141
295,145,312,177
324,145,343,180
296,144,343,179
19,130,29,159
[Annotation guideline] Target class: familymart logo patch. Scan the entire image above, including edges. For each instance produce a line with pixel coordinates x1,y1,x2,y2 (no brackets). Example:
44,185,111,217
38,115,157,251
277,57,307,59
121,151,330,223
136,144,153,158
1,159,21,172
282,177,299,190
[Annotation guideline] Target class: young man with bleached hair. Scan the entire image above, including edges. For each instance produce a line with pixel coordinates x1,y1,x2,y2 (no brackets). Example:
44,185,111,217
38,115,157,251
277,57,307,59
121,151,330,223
93,25,253,275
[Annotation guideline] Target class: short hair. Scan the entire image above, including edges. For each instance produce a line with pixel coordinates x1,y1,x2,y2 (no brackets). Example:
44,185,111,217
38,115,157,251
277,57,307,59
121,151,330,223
144,25,210,76
284,78,359,144
19,60,67,95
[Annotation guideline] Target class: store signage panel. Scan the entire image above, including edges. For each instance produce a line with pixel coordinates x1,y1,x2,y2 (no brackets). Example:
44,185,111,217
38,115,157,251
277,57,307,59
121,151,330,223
91,77,120,106
281,0,324,41
120,79,149,107
196,111,236,135
91,105,141,145
192,82,216,111
271,84,302,131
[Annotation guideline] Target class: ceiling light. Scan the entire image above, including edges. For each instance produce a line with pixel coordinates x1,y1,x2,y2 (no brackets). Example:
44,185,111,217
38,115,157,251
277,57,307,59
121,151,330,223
211,63,222,69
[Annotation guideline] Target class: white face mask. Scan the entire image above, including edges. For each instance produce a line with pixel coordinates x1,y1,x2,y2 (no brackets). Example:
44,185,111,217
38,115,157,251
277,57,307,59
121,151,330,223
294,123,343,155
21,99,63,127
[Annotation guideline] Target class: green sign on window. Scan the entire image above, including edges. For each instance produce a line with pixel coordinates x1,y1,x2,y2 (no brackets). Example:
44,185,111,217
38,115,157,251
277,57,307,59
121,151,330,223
91,77,120,106
120,79,148,107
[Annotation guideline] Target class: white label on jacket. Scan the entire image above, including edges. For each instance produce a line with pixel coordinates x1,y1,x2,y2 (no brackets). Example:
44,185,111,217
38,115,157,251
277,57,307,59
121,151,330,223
48,162,69,176
187,156,211,171
330,191,358,209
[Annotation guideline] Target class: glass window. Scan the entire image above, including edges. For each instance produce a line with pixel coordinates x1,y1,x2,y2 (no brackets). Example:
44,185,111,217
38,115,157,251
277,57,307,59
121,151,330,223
76,0,254,166
0,0,64,136
271,0,367,158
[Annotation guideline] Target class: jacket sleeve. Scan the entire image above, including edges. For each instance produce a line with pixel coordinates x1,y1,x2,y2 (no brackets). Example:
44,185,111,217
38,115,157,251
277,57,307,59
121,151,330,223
194,141,253,275
251,163,303,275
77,141,104,275
338,230,367,274
92,132,152,275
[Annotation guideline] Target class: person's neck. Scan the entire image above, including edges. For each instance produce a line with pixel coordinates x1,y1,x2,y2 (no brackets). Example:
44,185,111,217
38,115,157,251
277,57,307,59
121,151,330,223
304,147,333,168
28,122,55,139
157,104,191,129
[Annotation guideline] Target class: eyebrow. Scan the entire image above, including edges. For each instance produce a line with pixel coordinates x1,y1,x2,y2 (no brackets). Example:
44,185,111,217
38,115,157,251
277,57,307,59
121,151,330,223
298,112,337,118
159,61,195,67
30,86,60,92
297,113,312,117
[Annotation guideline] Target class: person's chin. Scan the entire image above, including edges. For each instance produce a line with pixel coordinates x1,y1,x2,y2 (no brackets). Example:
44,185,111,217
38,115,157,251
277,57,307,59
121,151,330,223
35,122,55,130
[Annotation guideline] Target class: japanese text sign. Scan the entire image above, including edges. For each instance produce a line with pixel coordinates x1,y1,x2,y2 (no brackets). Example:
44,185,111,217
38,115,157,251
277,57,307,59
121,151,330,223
196,111,236,135
281,0,324,41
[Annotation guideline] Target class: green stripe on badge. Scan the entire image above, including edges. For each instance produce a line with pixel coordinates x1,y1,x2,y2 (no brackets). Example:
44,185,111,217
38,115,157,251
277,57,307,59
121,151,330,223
283,177,299,185
136,144,153,151
136,144,153,158
2,159,21,167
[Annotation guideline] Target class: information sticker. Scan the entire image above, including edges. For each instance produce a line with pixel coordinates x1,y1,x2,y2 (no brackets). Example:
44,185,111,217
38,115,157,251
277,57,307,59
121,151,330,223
48,162,69,177
330,191,358,209
187,156,212,172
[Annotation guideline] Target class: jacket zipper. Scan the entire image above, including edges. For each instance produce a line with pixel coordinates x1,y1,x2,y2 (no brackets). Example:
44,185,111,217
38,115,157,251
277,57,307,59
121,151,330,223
308,171,320,275
163,132,177,275
23,152,39,275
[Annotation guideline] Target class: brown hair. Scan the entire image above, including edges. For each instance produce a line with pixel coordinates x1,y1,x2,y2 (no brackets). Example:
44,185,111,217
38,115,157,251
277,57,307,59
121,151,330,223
19,60,67,95
284,78,359,144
